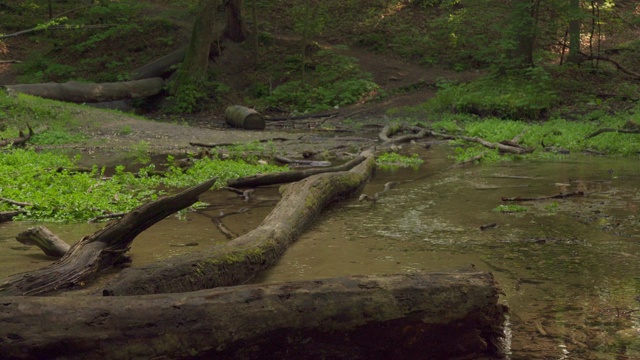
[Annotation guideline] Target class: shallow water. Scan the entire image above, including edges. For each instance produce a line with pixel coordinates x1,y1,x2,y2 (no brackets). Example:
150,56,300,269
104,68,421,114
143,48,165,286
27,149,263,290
1,144,639,359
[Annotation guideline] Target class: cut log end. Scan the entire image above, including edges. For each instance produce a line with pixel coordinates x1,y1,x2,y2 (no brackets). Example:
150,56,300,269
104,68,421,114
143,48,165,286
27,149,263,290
225,105,265,130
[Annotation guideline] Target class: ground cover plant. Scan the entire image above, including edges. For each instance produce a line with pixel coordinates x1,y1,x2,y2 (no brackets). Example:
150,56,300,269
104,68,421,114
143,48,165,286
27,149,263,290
0,148,284,223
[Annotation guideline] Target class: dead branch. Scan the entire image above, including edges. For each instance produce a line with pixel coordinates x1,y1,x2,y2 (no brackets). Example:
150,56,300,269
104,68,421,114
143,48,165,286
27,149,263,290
0,124,34,147
501,191,584,202
585,127,640,139
16,226,70,258
0,197,33,207
88,212,126,223
275,155,331,167
0,60,21,64
359,181,398,202
431,130,534,155
578,51,640,79
189,137,293,148
223,187,254,201
227,154,366,188
379,124,430,144
0,24,115,39
0,178,217,296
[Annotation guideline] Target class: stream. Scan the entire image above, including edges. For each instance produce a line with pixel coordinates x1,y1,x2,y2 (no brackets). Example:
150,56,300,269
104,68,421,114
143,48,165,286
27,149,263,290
1,144,638,359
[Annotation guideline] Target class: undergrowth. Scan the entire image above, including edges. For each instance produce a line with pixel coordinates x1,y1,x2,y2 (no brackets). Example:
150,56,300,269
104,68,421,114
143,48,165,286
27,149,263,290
0,149,285,223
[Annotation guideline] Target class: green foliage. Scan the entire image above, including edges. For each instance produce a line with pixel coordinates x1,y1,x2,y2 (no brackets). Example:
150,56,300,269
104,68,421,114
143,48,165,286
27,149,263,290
376,152,424,168
0,148,285,223
425,71,558,119
259,51,380,113
31,129,86,145
127,140,151,164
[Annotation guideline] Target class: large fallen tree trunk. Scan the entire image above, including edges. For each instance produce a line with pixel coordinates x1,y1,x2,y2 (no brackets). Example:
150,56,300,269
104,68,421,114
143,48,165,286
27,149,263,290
0,272,506,360
4,78,164,103
101,149,376,295
0,178,217,296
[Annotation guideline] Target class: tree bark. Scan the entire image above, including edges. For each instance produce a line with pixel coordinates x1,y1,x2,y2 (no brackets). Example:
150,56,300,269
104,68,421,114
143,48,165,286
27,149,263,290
0,272,506,360
4,78,164,103
224,105,265,130
101,150,376,295
0,178,217,296
129,46,188,80
223,0,246,42
15,226,70,258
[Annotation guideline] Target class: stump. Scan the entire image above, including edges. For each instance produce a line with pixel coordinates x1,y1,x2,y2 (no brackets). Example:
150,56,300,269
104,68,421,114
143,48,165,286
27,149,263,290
225,105,265,130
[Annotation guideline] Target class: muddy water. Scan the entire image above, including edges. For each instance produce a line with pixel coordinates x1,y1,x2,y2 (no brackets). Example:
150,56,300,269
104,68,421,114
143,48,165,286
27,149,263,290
1,145,639,359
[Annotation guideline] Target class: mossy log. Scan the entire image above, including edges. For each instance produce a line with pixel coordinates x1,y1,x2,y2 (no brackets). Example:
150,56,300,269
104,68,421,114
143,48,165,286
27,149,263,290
225,105,266,130
4,78,164,103
101,149,376,295
129,46,188,80
0,178,217,296
0,272,507,360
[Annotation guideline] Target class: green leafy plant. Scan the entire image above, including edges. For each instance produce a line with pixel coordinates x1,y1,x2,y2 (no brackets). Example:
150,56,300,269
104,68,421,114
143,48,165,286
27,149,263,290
493,204,528,213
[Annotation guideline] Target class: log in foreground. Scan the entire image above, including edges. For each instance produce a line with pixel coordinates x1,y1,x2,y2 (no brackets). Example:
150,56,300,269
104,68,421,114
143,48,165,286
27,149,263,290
0,272,507,360
101,150,376,295
4,78,164,103
0,178,217,296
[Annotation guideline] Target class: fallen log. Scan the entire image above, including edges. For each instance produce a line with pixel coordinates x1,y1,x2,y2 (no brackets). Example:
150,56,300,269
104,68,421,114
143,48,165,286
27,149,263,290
0,272,506,360
0,178,217,296
16,226,70,258
225,105,266,130
4,78,164,103
226,154,365,188
274,155,331,167
130,46,188,80
100,149,376,295
379,124,430,144
585,127,640,139
0,210,23,223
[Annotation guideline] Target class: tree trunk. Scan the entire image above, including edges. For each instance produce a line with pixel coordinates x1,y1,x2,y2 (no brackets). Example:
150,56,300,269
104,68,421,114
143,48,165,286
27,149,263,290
4,78,164,103
0,178,217,296
567,0,582,64
0,272,507,360
223,0,247,42
101,150,376,296
510,0,535,68
168,0,219,96
224,105,265,130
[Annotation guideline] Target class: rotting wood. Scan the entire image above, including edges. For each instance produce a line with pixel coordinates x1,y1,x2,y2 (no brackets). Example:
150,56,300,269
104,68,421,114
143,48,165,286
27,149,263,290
4,78,164,103
0,272,507,360
502,191,584,202
0,210,23,223
225,105,266,130
99,149,376,295
226,154,366,188
0,178,217,296
16,226,70,258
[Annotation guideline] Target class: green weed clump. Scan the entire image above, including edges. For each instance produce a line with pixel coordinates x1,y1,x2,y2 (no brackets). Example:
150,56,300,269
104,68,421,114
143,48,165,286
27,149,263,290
425,70,558,120
0,149,285,223
259,51,380,113
376,152,424,170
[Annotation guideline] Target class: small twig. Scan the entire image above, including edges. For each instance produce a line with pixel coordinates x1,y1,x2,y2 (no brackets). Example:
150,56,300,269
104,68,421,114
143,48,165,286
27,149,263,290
213,208,248,240
274,155,331,167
